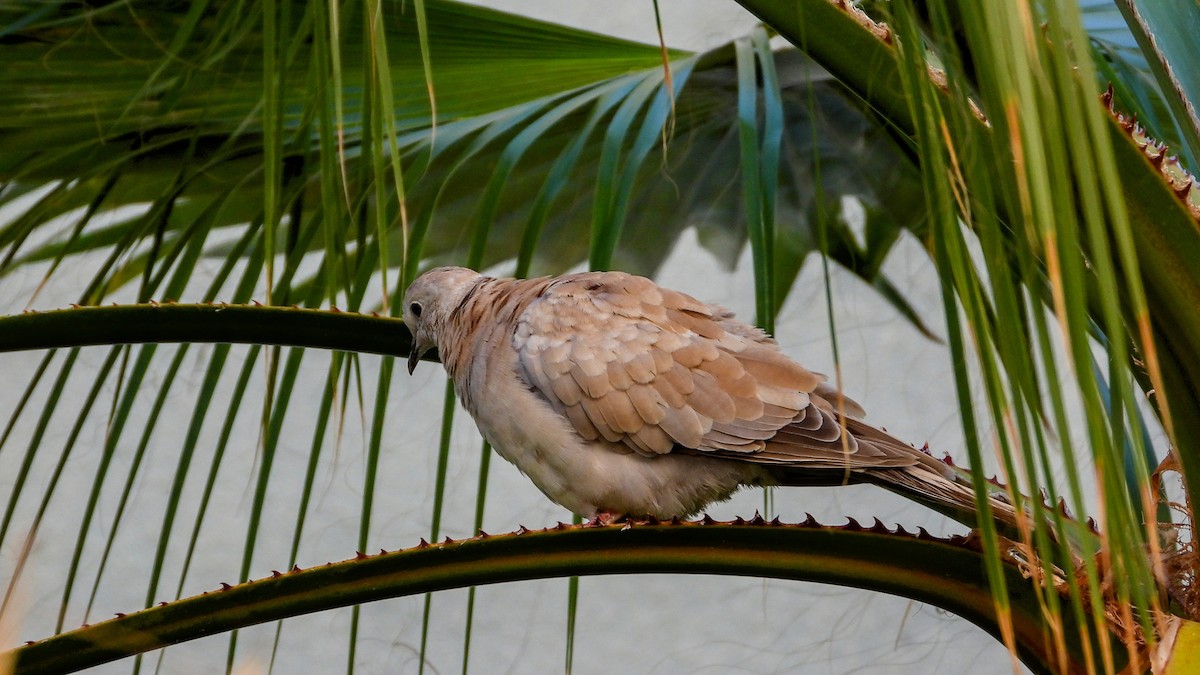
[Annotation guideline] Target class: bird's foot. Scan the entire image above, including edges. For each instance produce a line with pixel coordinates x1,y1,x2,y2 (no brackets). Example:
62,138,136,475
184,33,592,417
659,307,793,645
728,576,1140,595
586,511,625,527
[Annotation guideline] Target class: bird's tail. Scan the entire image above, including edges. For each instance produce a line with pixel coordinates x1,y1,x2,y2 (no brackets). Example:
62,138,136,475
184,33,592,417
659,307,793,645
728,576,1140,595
762,410,1027,535
867,465,1024,536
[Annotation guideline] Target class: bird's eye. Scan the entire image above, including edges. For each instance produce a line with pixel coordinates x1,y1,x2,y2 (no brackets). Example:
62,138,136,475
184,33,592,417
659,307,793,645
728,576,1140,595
409,302,422,318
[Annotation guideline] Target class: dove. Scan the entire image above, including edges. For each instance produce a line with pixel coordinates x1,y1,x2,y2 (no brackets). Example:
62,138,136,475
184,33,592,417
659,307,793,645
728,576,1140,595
403,266,1018,529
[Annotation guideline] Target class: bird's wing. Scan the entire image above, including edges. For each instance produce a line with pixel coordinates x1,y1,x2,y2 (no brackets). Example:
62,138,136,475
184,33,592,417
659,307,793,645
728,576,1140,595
512,270,920,470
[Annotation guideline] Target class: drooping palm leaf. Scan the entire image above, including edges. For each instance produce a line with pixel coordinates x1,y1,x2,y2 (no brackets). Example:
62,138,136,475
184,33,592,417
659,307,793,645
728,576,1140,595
0,2,927,308
736,0,1200,669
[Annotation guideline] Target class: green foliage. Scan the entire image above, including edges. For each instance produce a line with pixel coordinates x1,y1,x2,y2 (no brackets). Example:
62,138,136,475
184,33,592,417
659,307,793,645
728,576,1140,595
2,0,1200,672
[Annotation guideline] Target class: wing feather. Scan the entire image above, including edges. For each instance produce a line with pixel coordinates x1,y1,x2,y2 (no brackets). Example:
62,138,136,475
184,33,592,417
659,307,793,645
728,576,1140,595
578,395,623,443
627,383,667,425
607,358,635,390
597,389,642,434
550,369,585,406
684,370,736,424
512,270,927,473
571,364,611,399
565,404,602,442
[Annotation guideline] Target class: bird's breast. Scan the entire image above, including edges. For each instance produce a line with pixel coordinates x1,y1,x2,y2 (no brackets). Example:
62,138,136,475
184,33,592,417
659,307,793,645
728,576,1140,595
459,346,764,518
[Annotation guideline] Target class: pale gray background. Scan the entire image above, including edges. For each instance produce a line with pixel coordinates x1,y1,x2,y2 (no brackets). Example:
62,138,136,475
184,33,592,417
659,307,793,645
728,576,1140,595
0,3,1097,673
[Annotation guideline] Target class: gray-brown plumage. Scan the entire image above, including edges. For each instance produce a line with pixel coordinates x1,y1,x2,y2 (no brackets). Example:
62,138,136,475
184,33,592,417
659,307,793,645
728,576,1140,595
404,266,1017,529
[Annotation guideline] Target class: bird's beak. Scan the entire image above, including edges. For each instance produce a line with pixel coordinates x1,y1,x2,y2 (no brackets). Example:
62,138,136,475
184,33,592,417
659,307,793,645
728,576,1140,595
407,347,423,376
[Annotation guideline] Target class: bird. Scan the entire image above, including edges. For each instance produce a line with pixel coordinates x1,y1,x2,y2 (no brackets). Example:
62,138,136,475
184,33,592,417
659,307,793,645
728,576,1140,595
403,266,1018,530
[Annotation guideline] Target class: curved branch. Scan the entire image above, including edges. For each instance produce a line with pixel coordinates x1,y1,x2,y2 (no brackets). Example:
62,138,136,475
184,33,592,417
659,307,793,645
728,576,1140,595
0,303,428,360
6,519,1115,675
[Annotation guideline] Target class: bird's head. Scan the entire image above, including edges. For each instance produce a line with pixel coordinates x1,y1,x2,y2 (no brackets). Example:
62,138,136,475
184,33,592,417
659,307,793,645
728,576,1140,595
402,266,483,375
